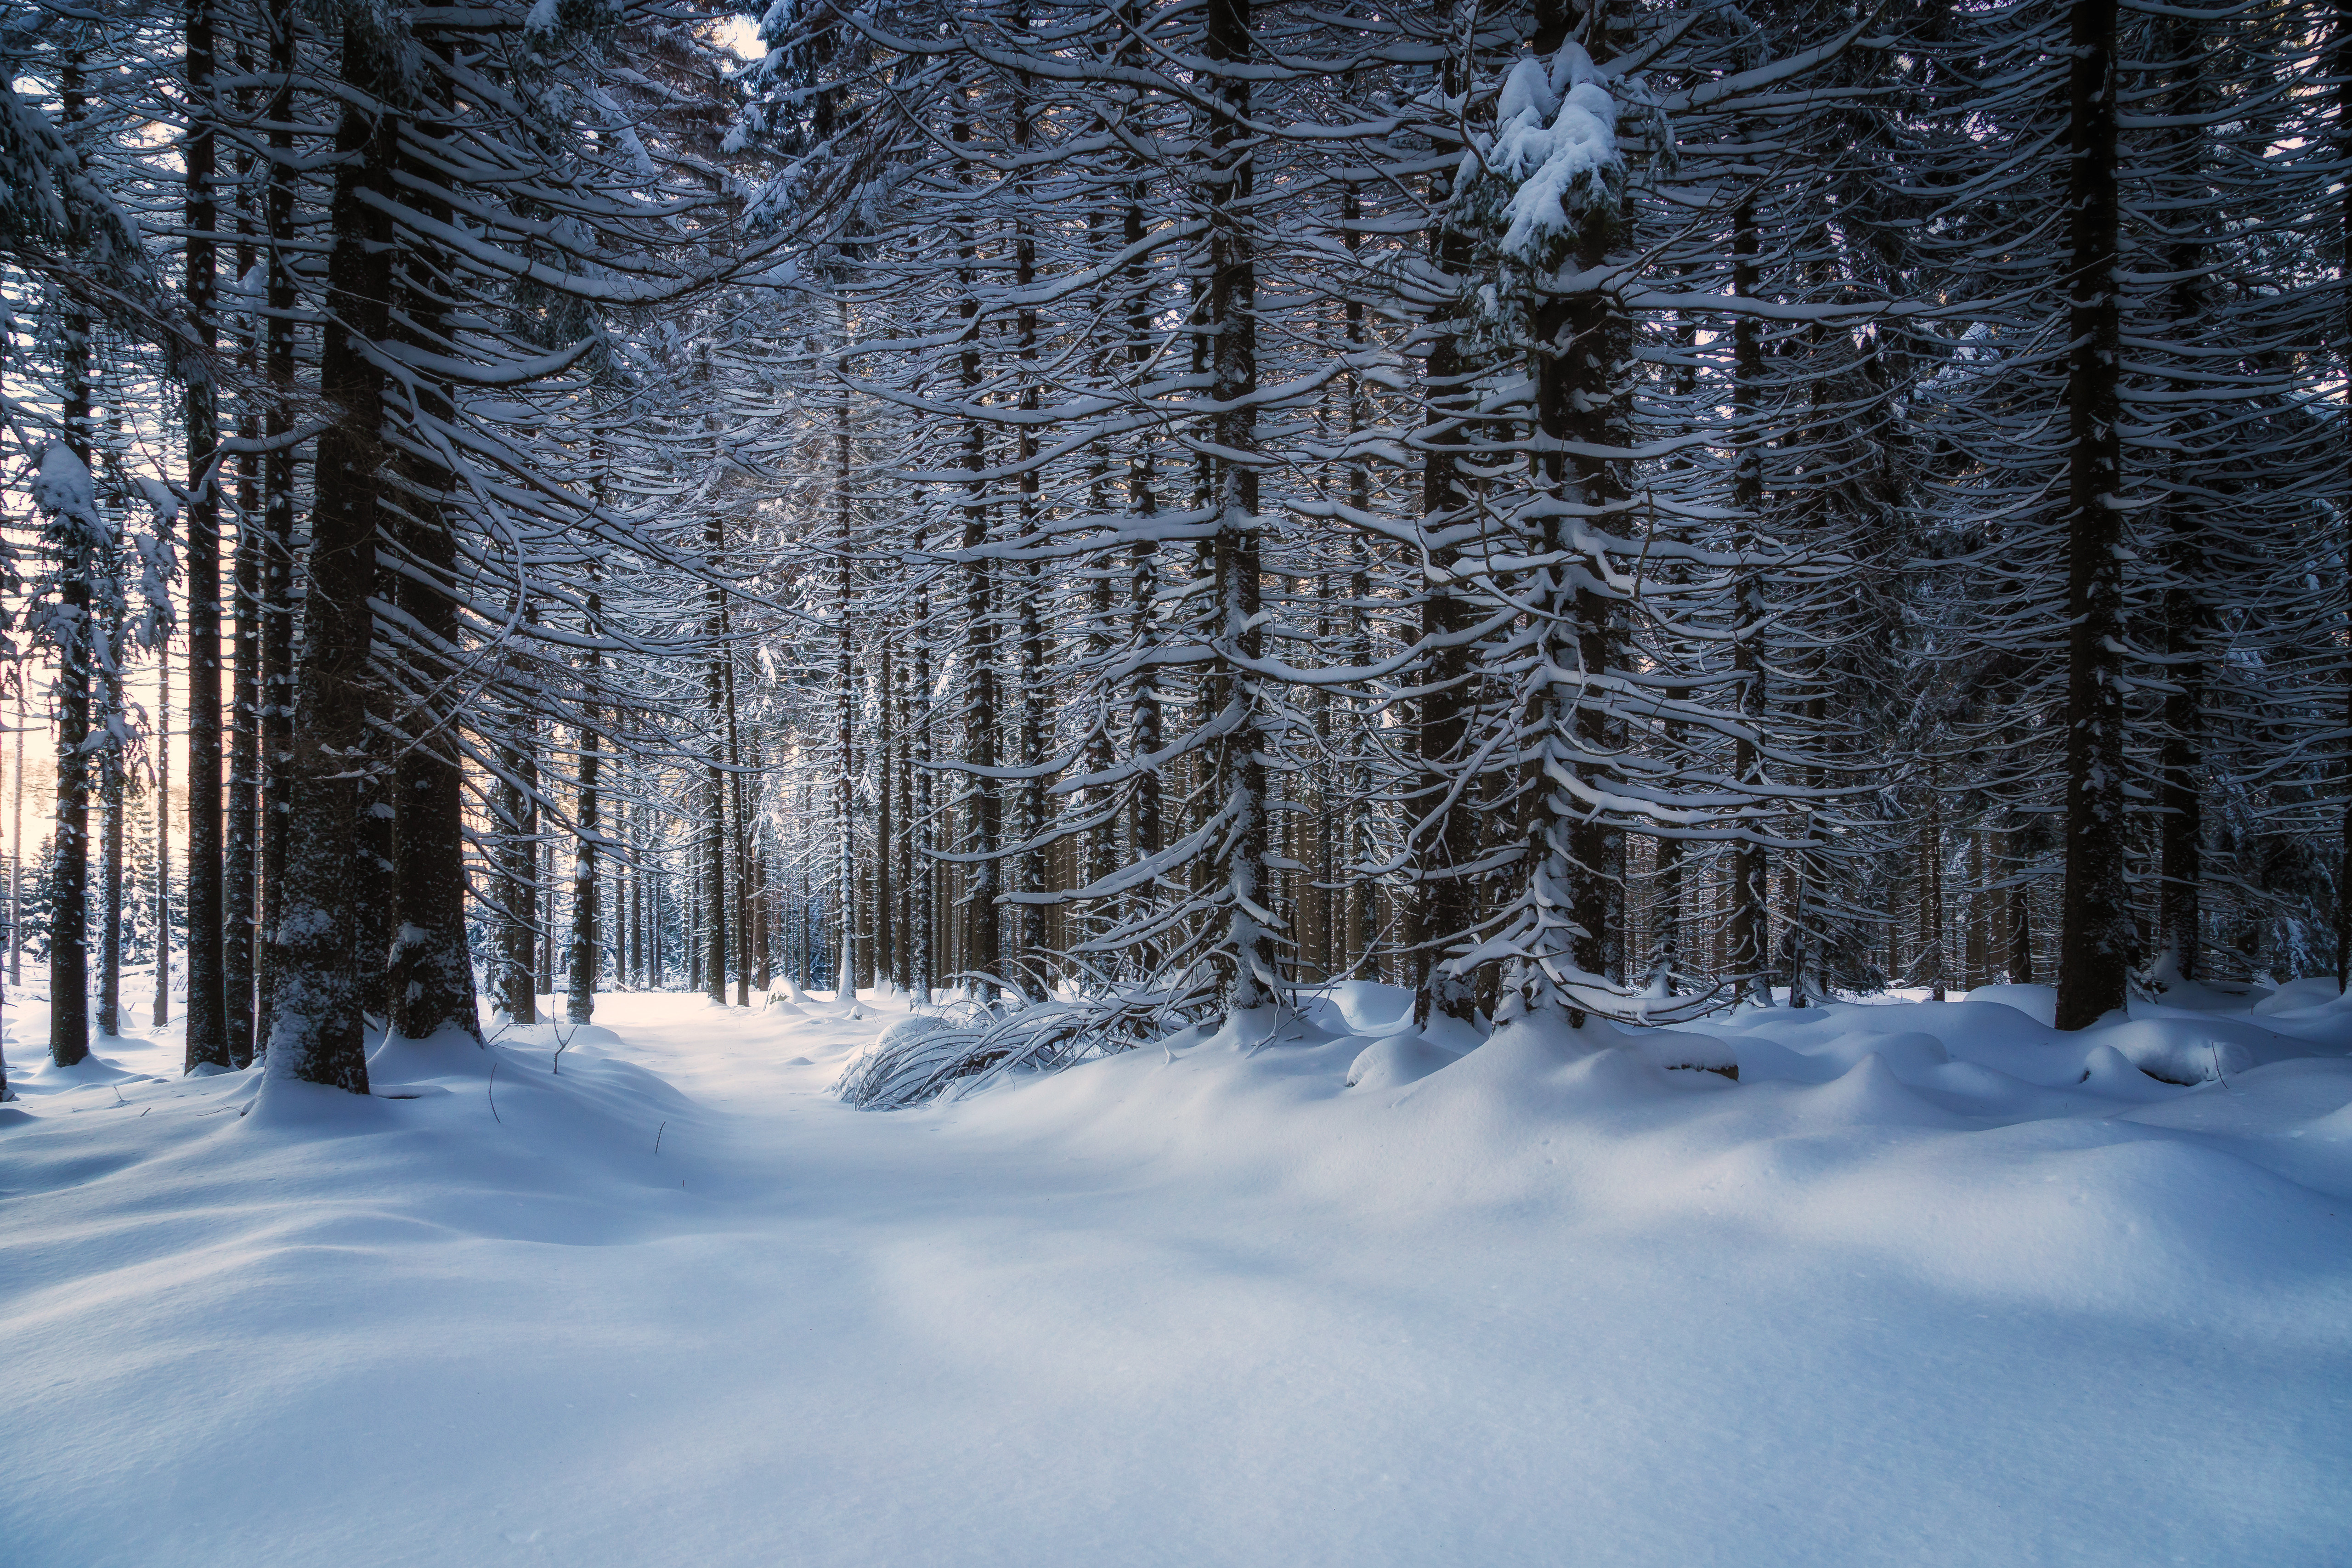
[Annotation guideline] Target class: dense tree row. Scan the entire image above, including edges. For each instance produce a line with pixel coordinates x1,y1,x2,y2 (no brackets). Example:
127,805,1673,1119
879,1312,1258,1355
1,0,2346,1109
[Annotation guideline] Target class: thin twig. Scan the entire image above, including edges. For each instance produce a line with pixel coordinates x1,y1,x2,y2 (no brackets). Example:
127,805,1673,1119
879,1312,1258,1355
654,1120,665,1155
487,1059,503,1124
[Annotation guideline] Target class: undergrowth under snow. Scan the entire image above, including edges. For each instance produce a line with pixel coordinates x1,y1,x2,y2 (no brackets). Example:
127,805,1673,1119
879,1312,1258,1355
3,978,2348,1565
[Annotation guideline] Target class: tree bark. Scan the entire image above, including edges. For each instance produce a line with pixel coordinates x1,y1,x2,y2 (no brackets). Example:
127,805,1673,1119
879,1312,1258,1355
388,62,481,1044
50,46,94,1068
225,37,260,1064
184,0,230,1071
568,591,603,1025
153,645,170,1025
98,625,123,1037
266,13,396,1093
911,583,935,1003
2055,0,2131,1030
11,680,25,989
497,703,538,1024
1728,191,1771,1007
1412,111,1481,1028
953,82,1001,1003
706,521,731,1006
2155,9,2211,985
256,0,297,1050
1204,0,1280,1015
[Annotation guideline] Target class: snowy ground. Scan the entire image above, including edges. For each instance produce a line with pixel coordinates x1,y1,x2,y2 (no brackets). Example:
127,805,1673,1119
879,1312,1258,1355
4,977,2350,1567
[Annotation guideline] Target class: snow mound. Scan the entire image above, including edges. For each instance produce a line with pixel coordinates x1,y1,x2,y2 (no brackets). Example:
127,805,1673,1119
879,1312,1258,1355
2098,1015,2311,1084
2255,976,2346,1015
1344,1030,1463,1091
1962,982,2057,1025
23,1052,159,1090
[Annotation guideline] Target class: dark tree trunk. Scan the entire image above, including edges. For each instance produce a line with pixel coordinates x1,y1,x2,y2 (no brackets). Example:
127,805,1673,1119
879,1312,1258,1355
16,683,30,991
875,646,894,993
184,0,230,1072
538,833,556,1002
1413,278,1479,1024
2055,0,2131,1030
2155,10,2211,985
267,15,397,1093
356,711,396,1021
705,587,730,1007
893,651,916,994
49,48,94,1069
1204,0,1278,1014
1123,170,1162,957
388,72,481,1044
911,585,935,1003
569,589,603,1025
255,0,297,1050
224,38,260,1065
153,647,170,1027
1650,687,1690,995
1728,192,1770,1008
98,653,122,1037
1920,770,1945,1000
497,707,538,1024
1524,5,1631,1023
951,83,1001,1003
727,650,751,1009
2338,4,2352,992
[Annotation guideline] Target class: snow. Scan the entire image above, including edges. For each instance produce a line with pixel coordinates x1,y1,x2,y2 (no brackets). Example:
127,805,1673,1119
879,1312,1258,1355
30,441,94,521
4,982,2349,1565
1486,45,1620,261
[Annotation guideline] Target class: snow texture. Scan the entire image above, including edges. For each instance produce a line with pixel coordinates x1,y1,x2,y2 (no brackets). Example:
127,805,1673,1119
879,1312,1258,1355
3,982,2348,1565
30,441,94,521
1488,45,1619,260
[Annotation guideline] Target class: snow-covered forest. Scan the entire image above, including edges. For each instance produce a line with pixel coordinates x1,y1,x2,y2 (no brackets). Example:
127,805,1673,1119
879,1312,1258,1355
4,0,2351,1562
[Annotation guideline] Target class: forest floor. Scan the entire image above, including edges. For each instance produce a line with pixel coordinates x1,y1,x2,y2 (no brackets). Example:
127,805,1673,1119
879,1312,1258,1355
3,976,2350,1566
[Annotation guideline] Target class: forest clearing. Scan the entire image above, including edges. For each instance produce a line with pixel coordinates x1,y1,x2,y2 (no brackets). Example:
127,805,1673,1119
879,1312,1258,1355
6,979,2349,1566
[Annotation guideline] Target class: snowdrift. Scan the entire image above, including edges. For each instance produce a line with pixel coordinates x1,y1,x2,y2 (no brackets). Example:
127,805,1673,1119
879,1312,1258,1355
3,985,2348,1567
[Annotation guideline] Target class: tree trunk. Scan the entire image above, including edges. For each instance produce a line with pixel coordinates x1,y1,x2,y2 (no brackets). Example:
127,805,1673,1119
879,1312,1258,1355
153,645,170,1026
388,77,481,1045
893,650,915,994
953,81,1002,1003
11,681,25,989
1412,120,1480,1028
266,17,396,1093
497,714,538,1025
99,641,123,1037
256,0,296,1050
875,646,894,994
1728,190,1771,1008
911,585,935,1004
1123,164,1163,966
2339,3,2352,992
225,41,260,1065
2154,8,2210,986
1516,7,1631,1025
726,640,750,1008
184,0,230,1071
568,589,602,1025
49,46,94,1069
1204,0,1280,1015
2054,0,2131,1030
539,832,557,1003
1920,771,1945,1000
706,499,731,1005
2002,826,2033,984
